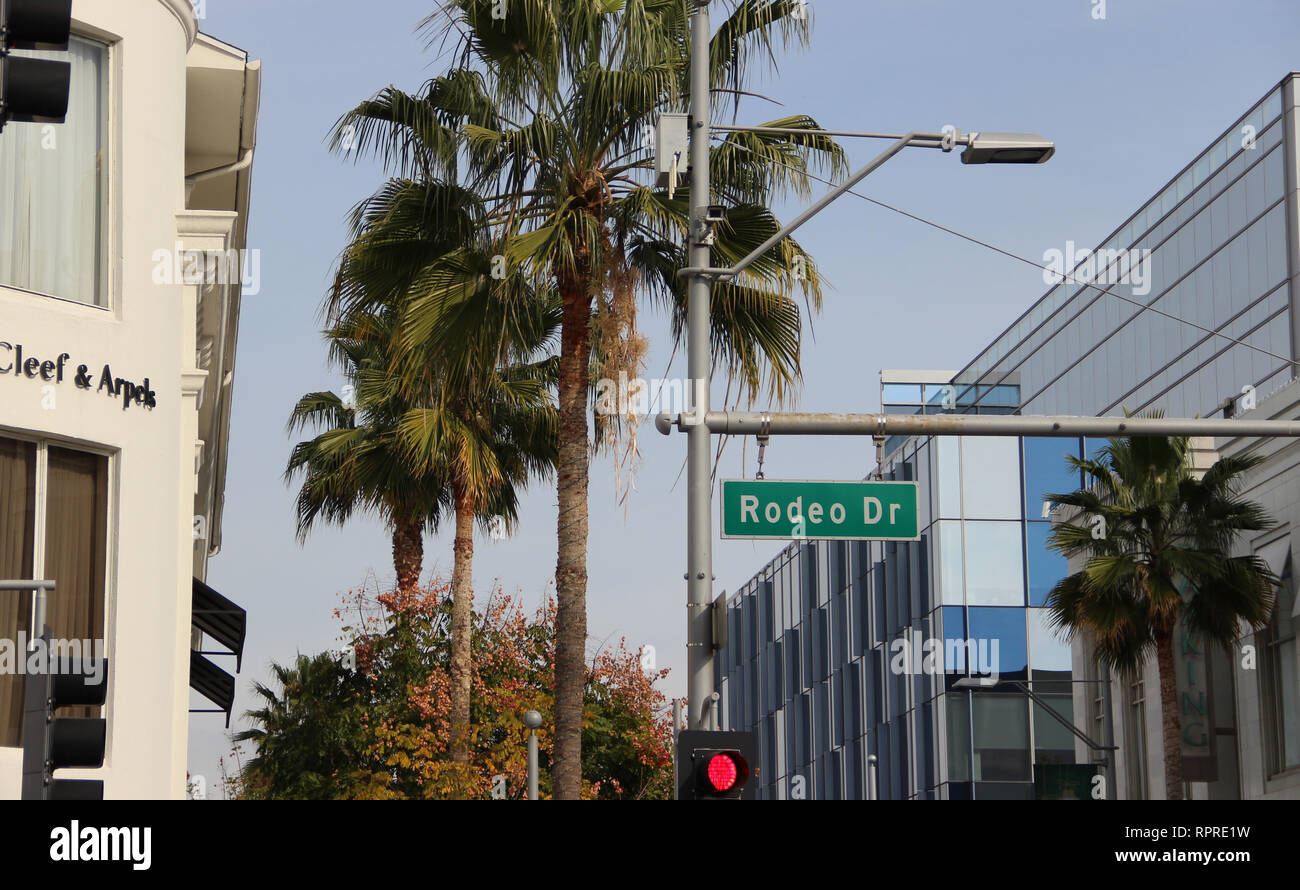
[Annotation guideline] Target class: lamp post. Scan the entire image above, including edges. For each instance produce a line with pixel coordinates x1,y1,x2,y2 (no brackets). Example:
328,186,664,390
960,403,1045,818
523,710,542,801
681,1,1055,731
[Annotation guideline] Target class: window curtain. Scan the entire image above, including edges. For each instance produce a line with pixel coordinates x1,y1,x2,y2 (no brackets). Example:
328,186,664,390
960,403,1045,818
43,448,107,722
0,439,36,747
0,38,105,305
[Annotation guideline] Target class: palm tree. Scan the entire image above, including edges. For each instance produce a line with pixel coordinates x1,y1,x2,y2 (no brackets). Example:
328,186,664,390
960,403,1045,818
1046,432,1277,799
286,310,451,604
233,652,366,799
327,176,560,765
390,315,557,765
329,0,845,798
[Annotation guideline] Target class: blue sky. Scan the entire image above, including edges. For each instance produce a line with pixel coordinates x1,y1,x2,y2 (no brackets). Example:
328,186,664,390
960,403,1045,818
187,0,1300,789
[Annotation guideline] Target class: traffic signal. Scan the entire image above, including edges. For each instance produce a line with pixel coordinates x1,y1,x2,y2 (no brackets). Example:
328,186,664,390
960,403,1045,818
676,730,757,800
21,639,109,801
0,0,73,129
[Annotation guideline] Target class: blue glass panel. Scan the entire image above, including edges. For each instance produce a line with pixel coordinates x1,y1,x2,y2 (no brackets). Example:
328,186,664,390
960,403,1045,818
1023,437,1083,519
1085,436,1109,467
967,607,1029,679
983,384,1021,406
942,606,967,673
882,383,923,404
1026,521,1068,607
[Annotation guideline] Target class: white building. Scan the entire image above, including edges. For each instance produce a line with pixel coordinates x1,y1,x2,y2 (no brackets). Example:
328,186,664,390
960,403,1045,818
0,0,258,799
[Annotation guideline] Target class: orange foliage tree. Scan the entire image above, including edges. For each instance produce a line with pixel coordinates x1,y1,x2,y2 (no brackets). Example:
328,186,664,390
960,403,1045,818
231,579,672,800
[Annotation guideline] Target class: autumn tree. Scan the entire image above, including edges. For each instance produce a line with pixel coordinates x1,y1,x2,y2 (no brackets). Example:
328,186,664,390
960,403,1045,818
230,579,672,800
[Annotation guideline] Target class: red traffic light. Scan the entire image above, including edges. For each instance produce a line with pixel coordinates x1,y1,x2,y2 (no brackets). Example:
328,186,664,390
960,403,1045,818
677,731,756,800
706,753,739,792
697,749,748,796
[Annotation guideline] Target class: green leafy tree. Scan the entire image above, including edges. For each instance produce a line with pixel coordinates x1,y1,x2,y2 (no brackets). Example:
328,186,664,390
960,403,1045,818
329,0,845,797
1046,431,1277,799
231,653,369,800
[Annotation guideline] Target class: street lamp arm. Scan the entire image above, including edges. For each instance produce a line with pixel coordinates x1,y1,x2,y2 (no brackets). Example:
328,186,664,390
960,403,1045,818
676,132,924,282
710,124,961,145
1008,680,1118,753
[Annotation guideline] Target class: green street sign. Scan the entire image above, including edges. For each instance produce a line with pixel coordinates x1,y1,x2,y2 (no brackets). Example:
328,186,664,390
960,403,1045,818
720,479,920,541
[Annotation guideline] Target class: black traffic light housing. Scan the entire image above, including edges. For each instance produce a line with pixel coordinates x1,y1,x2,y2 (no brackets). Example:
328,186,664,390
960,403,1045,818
676,730,757,800
0,0,73,128
21,637,109,801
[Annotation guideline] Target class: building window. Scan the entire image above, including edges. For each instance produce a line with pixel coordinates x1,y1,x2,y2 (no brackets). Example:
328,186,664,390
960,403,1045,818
941,691,972,779
1032,694,1077,766
971,692,1031,781
1123,674,1148,799
0,435,109,747
1087,665,1107,763
1025,521,1068,607
963,522,1026,606
960,437,1022,519
0,36,108,307
967,606,1029,680
1260,558,1299,776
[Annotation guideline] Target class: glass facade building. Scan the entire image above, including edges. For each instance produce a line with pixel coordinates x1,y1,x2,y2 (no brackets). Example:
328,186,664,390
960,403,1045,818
716,74,1300,799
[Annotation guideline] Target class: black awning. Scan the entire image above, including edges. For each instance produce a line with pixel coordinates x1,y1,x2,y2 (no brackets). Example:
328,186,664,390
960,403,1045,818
189,577,246,726
192,577,246,671
189,651,237,728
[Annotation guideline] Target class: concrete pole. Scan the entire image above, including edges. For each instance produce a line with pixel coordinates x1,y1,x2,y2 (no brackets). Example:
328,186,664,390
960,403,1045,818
686,0,714,731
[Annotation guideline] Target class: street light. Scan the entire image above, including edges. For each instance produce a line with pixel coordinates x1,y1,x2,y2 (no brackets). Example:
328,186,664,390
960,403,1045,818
961,131,1056,165
523,710,542,801
678,129,1053,285
678,2,1056,734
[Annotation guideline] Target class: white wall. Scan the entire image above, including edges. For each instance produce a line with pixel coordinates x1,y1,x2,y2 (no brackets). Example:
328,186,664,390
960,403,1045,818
1218,376,1300,800
0,0,200,800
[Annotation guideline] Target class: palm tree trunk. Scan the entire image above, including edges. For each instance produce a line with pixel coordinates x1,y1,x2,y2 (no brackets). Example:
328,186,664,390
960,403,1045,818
553,274,592,800
1155,629,1186,800
450,482,475,765
391,513,423,610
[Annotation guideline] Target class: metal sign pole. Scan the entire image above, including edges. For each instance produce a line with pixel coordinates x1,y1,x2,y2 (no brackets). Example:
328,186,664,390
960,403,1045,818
658,410,1300,440
685,0,714,732
0,580,55,648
